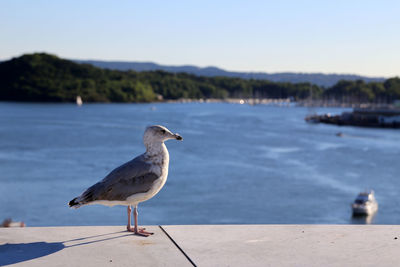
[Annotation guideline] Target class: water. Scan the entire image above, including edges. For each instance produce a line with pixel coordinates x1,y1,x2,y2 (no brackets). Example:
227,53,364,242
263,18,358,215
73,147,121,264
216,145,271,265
0,102,399,226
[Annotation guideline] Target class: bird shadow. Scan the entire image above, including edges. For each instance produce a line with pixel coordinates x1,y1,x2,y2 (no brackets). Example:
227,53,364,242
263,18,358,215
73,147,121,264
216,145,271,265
0,242,65,266
0,230,132,266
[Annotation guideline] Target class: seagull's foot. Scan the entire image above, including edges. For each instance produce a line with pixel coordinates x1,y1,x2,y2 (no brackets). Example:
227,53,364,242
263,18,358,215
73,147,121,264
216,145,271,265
127,226,153,236
134,228,154,237
127,226,146,232
127,226,143,232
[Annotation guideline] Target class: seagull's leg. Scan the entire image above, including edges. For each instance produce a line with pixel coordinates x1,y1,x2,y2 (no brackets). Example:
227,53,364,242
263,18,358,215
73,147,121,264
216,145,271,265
126,206,134,232
133,204,153,236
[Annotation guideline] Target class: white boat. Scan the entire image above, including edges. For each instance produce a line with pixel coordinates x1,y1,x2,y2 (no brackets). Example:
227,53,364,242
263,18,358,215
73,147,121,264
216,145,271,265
352,191,378,216
76,96,83,106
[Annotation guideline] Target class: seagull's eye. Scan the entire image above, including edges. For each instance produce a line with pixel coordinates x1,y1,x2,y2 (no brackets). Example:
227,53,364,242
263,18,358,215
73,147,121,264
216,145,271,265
161,129,166,134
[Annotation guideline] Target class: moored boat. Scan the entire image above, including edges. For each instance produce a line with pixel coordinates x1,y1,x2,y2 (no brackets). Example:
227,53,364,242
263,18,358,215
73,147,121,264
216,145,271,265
76,95,83,106
352,191,378,216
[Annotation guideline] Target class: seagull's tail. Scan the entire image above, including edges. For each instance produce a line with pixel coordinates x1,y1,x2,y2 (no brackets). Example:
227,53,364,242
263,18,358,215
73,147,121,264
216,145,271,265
68,197,82,209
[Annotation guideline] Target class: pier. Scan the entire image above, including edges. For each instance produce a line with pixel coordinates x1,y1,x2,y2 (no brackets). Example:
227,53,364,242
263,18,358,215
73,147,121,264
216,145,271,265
2,225,400,266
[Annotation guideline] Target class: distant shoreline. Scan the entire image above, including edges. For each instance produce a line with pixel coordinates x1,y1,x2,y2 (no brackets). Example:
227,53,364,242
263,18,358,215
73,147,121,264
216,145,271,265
2,53,399,104
1,98,396,109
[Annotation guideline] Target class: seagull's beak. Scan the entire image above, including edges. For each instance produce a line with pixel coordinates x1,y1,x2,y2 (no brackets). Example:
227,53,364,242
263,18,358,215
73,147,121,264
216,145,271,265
174,133,183,141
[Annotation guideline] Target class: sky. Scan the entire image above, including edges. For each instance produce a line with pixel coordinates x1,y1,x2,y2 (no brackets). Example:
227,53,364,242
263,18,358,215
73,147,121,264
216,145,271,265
0,0,399,77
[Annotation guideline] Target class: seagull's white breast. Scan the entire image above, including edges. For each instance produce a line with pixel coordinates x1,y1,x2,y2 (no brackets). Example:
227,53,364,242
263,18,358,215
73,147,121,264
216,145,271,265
126,144,170,205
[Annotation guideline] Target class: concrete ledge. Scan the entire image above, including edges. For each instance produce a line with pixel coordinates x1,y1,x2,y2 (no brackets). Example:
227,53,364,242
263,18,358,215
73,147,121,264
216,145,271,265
164,225,400,267
0,226,191,267
2,225,400,266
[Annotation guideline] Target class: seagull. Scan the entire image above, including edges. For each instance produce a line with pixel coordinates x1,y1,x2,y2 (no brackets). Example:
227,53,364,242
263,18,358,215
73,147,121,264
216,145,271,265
69,125,183,236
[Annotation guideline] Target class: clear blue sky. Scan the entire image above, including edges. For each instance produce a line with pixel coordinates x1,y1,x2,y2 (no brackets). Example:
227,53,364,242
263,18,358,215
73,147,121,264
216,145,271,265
1,0,399,77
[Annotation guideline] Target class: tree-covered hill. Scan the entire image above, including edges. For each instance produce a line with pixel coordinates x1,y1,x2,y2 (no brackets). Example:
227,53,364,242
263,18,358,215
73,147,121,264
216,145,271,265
0,53,399,103
0,53,320,102
323,78,400,103
0,53,157,102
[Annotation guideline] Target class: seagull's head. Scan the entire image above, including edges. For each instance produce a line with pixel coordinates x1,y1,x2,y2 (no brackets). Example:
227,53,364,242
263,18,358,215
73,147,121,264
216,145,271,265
143,125,183,146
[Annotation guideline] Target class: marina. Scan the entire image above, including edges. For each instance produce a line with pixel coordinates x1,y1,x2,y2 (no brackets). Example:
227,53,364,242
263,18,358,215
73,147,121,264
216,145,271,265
305,108,400,128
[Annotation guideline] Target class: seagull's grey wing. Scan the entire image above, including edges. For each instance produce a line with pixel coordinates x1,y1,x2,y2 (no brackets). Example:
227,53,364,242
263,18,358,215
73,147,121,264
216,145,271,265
79,155,159,203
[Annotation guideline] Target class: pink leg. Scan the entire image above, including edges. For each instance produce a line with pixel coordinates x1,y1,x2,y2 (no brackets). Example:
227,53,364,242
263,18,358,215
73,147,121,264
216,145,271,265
127,206,134,232
127,205,146,232
133,205,153,236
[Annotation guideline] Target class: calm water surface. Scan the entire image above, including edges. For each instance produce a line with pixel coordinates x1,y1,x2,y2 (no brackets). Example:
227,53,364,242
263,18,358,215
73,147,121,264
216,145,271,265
0,103,399,226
